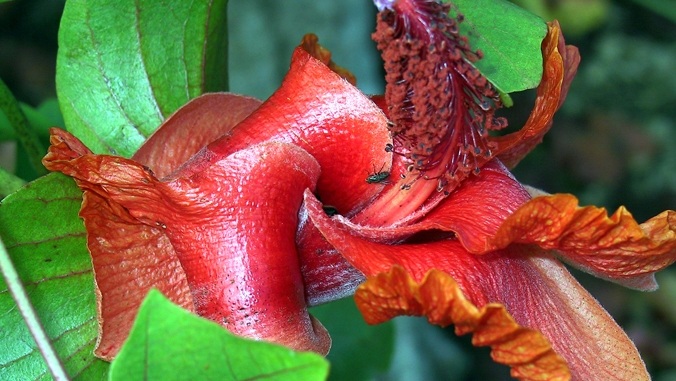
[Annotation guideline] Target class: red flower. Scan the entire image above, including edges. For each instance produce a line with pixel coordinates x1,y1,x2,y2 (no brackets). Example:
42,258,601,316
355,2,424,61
43,4,676,380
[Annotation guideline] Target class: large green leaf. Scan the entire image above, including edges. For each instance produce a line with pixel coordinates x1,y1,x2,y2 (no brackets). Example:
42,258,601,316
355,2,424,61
109,290,329,381
311,298,394,381
449,0,548,94
0,173,108,380
56,0,229,158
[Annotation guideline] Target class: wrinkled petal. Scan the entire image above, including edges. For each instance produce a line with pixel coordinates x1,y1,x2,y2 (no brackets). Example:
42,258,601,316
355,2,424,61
305,191,649,380
493,21,580,169
44,129,194,360
44,128,331,355
81,192,193,360
486,194,676,291
355,266,570,381
177,47,391,215
132,93,262,178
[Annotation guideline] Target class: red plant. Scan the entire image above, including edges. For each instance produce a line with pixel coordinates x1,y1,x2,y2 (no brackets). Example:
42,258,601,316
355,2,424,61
42,2,676,380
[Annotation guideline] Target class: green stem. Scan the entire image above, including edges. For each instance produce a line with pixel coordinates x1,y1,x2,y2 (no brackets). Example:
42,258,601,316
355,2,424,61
0,166,26,199
0,236,69,381
0,78,48,176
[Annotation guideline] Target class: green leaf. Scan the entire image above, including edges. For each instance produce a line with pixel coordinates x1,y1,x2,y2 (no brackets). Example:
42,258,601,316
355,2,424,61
0,167,26,198
0,173,108,380
56,0,229,158
0,77,47,175
0,101,56,142
109,290,329,381
448,0,548,94
311,298,394,381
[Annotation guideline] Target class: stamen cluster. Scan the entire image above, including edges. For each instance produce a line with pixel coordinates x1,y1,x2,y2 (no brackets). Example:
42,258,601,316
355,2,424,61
373,0,507,192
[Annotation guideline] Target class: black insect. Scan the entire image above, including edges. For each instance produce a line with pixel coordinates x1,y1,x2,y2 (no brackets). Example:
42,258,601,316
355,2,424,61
366,164,391,184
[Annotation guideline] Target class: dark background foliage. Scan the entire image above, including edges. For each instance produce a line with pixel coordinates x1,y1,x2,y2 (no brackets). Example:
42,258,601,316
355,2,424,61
1,0,675,379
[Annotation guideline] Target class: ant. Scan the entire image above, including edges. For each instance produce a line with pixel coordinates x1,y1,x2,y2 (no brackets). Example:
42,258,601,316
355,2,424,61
365,163,391,184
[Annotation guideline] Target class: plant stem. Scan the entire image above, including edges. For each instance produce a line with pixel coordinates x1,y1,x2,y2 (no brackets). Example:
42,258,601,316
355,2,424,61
0,78,48,176
0,235,70,381
0,166,26,199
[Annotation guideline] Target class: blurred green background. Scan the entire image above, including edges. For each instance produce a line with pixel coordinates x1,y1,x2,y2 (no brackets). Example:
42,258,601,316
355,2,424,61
1,0,676,379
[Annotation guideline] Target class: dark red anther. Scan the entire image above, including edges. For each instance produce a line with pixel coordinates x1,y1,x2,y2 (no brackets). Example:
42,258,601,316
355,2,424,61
372,0,507,193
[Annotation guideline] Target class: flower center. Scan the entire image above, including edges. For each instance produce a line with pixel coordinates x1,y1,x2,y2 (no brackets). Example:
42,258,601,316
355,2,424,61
375,0,506,191
355,0,506,227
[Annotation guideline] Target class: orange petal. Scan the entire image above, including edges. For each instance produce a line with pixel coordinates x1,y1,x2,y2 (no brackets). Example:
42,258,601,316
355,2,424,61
305,191,650,380
81,192,193,361
355,266,570,381
493,21,580,169
487,194,676,291
300,33,357,86
132,93,262,178
43,128,194,360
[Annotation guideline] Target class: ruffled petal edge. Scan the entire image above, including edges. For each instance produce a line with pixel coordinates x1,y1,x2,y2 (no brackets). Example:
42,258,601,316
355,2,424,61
355,266,571,381
487,193,676,290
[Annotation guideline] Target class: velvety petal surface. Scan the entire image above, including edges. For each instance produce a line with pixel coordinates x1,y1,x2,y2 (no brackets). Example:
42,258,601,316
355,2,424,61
355,266,570,381
81,192,193,360
175,47,392,215
486,194,676,291
44,128,331,355
43,128,194,360
132,93,262,178
305,191,650,380
493,21,580,170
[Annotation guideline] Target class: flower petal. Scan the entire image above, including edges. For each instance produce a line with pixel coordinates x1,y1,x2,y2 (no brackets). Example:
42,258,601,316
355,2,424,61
486,194,676,291
44,128,331,355
355,266,570,381
80,192,193,360
305,191,650,380
132,93,262,178
178,46,391,215
43,128,194,360
326,160,531,248
300,33,357,86
492,21,580,169
296,213,365,307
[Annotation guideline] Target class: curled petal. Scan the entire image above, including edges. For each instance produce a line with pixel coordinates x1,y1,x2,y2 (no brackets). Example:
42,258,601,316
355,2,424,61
132,93,262,178
296,209,365,307
487,194,676,290
44,128,331,355
327,160,531,247
356,266,570,381
493,21,580,169
179,47,391,215
81,192,193,360
300,33,357,86
305,191,649,380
